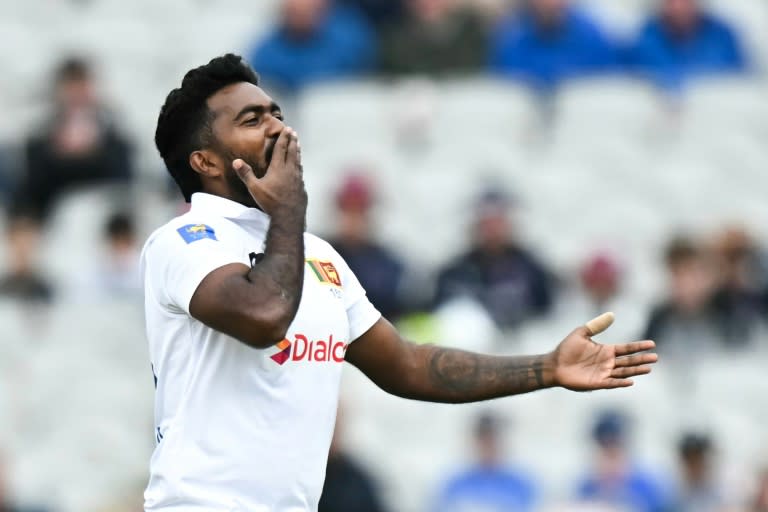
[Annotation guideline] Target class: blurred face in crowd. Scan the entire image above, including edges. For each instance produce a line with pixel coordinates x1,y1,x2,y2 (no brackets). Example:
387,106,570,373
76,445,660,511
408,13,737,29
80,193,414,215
7,216,42,275
195,82,284,207
337,209,371,245
661,0,700,35
475,210,512,254
529,0,568,26
681,449,710,485
668,256,715,313
715,227,753,290
408,0,452,23
56,74,97,111
52,63,102,155
283,0,328,35
595,437,629,479
474,425,502,467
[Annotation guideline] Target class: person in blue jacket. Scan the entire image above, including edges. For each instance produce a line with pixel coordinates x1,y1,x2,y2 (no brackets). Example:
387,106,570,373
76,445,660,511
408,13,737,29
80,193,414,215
489,0,619,92
249,0,375,92
626,0,748,89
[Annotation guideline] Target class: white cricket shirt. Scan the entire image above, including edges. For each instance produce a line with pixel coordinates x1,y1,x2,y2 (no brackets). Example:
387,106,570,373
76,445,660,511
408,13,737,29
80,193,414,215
140,193,381,511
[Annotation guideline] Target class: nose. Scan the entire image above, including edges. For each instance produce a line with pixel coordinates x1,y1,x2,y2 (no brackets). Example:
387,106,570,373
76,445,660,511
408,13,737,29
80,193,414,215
265,114,285,137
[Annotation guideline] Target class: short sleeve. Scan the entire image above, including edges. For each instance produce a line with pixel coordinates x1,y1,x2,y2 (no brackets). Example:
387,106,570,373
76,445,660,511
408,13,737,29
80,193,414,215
328,247,381,342
143,222,246,315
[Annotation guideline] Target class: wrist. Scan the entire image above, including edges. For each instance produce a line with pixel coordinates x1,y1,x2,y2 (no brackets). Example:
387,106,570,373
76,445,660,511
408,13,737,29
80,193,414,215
539,352,558,388
269,204,306,229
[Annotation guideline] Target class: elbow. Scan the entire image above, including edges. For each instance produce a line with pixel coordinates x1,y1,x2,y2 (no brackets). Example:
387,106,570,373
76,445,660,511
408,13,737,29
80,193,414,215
238,305,296,349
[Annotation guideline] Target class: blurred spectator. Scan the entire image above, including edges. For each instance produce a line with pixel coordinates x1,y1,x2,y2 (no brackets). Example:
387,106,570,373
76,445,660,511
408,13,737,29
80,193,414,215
674,433,725,512
753,469,768,512
643,236,724,356
431,411,537,512
248,0,375,92
318,407,387,512
577,410,670,512
0,211,53,304
15,57,133,222
626,0,748,89
489,0,618,91
434,188,553,329
710,227,767,347
557,251,644,343
379,0,487,76
72,212,141,299
579,252,622,316
335,0,405,29
327,173,408,320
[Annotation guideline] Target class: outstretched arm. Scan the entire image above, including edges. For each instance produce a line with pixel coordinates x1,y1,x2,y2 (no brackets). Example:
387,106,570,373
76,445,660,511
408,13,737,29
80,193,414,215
344,313,657,404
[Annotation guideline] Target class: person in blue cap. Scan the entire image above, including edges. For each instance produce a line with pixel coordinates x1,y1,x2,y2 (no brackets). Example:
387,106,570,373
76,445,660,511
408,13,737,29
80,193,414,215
577,410,672,512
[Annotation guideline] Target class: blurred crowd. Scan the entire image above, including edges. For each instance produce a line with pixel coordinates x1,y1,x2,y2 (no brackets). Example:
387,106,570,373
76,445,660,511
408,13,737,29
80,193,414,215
319,409,768,512
0,0,766,511
249,0,751,93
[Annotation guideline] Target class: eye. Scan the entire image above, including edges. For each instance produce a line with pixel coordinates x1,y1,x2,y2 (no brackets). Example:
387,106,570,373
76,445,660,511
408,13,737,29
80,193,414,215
273,112,284,121
245,116,260,125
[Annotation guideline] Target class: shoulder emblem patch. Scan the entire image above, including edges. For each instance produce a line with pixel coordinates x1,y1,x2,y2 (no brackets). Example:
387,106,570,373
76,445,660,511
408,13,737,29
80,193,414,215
177,224,217,244
306,259,342,287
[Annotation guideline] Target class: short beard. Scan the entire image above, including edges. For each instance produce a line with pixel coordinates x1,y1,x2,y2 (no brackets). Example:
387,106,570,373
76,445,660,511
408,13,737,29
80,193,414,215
221,150,267,209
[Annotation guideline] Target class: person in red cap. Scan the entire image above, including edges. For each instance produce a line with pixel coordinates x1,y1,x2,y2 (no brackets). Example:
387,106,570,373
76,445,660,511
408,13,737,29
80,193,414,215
327,172,409,320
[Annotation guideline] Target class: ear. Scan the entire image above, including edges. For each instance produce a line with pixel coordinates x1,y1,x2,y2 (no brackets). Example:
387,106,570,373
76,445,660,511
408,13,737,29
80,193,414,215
189,149,223,178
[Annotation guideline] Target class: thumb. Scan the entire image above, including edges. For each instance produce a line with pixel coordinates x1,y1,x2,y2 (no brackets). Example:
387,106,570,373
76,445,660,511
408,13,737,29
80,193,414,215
585,312,615,336
232,159,268,208
233,159,256,183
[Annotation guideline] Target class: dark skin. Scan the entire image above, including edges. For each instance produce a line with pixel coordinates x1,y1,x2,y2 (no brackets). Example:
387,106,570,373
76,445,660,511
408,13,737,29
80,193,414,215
188,82,658,398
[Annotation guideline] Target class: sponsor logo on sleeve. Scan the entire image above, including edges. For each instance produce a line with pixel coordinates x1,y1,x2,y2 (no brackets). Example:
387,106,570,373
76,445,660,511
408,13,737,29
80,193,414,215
177,224,217,244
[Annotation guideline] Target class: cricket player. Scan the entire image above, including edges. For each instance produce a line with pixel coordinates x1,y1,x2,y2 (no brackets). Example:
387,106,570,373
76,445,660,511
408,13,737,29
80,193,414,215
142,54,657,511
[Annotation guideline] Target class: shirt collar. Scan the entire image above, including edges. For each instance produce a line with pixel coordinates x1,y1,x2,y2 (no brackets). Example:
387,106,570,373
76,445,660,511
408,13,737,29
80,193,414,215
190,193,270,224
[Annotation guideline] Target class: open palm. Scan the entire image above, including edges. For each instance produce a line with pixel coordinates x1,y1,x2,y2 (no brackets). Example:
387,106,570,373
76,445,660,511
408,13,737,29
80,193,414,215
552,313,658,391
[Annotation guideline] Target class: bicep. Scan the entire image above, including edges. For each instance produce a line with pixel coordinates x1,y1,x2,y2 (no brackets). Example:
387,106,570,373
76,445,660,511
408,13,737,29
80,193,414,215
344,318,420,395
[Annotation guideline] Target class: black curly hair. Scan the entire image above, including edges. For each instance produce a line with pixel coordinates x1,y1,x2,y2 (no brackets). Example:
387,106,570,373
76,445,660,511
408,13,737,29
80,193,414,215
155,54,260,202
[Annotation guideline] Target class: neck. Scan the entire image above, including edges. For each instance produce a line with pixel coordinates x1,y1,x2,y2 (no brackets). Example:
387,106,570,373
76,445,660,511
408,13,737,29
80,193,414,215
202,184,259,210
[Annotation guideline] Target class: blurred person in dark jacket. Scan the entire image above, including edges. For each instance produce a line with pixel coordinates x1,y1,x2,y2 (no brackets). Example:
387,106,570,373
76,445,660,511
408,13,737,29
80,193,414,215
674,433,726,512
0,210,53,304
379,0,488,76
318,408,387,512
489,0,619,91
626,0,748,89
15,57,132,222
643,236,724,357
577,410,671,512
248,0,375,92
710,227,767,348
327,172,408,320
335,0,405,29
434,188,553,329
431,411,537,512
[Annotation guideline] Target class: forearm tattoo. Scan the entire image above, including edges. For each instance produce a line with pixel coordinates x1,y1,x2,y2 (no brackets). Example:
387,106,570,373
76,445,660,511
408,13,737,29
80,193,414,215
425,347,552,402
